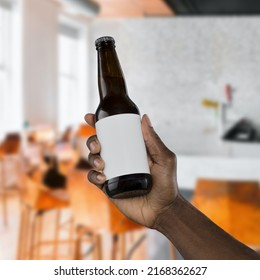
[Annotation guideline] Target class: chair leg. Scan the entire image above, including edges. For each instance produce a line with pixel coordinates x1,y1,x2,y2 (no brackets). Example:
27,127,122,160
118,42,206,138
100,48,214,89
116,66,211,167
1,160,8,227
111,234,119,260
35,212,43,259
119,234,126,260
17,205,26,259
2,189,8,227
53,209,61,259
17,205,31,259
111,234,127,260
74,226,85,260
23,207,31,259
29,211,38,260
74,226,97,260
93,234,102,260
68,217,75,258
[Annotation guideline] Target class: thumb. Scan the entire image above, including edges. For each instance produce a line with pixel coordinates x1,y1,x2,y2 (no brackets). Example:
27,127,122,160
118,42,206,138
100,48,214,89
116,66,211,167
142,115,174,164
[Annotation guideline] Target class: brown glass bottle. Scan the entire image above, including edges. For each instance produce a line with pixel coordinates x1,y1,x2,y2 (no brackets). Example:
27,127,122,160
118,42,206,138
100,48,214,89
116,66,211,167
95,36,152,199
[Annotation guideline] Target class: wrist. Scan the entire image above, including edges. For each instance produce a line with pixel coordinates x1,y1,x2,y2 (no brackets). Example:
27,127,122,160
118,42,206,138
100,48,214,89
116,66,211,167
152,194,185,231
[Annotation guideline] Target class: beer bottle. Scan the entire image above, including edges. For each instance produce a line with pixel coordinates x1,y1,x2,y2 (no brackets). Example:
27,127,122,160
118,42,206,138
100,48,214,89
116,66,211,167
95,36,152,199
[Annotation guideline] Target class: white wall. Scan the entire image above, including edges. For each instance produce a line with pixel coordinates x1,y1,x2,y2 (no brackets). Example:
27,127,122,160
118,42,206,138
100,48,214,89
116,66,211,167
90,17,260,156
23,0,59,128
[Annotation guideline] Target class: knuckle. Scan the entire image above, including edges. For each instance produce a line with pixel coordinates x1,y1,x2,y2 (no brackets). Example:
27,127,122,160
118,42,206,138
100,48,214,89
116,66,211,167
166,151,177,165
87,152,94,165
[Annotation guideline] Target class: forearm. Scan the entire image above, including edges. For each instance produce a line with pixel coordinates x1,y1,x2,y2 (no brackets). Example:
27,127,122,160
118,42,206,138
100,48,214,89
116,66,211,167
154,195,260,260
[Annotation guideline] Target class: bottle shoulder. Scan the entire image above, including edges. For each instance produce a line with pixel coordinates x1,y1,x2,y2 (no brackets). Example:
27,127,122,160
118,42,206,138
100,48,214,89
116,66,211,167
95,95,140,121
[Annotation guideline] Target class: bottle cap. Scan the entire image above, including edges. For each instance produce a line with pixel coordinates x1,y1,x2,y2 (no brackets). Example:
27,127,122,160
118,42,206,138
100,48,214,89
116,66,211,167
95,36,115,49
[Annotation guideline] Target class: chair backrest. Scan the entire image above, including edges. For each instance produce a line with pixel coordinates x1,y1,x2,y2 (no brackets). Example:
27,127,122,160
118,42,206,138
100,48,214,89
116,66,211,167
0,133,24,189
193,178,260,246
0,133,21,155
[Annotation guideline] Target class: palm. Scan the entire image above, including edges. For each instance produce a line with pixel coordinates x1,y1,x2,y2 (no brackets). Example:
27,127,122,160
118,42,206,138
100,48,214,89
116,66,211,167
111,195,154,227
110,163,176,228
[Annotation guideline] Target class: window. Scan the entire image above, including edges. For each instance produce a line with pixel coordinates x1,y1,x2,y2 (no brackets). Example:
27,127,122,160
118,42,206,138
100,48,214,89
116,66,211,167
0,1,22,141
58,20,88,133
0,4,12,140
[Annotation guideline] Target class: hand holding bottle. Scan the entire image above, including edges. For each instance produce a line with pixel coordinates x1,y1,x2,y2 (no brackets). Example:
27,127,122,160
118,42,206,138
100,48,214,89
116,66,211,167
85,113,179,228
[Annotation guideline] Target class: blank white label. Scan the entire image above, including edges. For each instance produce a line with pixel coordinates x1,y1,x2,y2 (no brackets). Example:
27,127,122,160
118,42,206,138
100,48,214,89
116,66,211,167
95,114,150,180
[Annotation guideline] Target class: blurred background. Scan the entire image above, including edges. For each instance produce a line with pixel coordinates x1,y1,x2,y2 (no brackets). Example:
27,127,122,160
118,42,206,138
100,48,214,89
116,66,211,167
0,0,260,260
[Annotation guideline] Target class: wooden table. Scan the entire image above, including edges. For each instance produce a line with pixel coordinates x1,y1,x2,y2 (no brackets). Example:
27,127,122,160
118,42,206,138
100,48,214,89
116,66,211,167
192,179,260,248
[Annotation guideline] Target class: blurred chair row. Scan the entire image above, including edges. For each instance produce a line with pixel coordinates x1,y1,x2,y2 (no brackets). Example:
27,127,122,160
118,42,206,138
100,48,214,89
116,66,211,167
0,125,150,260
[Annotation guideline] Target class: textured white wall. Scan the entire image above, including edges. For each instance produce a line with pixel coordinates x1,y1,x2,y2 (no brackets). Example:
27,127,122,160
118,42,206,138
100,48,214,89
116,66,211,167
89,17,260,156
23,0,59,128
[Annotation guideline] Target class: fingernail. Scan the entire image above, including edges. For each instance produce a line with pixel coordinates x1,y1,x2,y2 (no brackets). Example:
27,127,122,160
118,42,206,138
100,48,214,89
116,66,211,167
89,141,96,152
97,173,105,182
94,158,101,168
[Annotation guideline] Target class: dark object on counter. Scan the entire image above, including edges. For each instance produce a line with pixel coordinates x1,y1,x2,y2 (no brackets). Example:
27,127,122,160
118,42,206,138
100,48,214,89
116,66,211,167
222,119,260,143
43,157,66,189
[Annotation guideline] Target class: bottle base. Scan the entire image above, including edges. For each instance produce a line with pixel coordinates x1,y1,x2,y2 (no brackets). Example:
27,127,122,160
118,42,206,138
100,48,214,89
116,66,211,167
103,173,152,199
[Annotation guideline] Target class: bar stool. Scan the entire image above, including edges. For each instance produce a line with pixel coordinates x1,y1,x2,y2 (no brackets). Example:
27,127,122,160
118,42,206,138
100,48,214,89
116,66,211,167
17,172,74,260
73,217,147,260
67,169,147,260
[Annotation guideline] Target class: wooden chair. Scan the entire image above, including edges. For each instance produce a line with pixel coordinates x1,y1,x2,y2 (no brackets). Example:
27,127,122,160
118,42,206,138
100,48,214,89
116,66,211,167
192,178,260,250
17,171,74,260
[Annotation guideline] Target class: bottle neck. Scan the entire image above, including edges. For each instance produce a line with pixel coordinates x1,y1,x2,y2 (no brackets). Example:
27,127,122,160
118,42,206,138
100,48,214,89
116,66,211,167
97,46,128,101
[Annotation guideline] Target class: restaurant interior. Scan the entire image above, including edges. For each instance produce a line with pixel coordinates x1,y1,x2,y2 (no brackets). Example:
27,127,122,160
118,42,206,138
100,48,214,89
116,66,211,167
0,0,260,260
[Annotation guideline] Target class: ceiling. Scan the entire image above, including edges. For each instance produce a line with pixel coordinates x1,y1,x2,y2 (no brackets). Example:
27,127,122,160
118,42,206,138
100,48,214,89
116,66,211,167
164,0,260,15
62,0,173,17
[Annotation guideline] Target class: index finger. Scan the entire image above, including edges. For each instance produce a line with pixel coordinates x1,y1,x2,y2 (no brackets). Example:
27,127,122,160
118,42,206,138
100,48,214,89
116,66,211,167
84,113,96,128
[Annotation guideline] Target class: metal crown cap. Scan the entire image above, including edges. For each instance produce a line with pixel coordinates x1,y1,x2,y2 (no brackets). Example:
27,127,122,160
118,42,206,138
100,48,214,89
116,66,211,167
95,36,115,48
